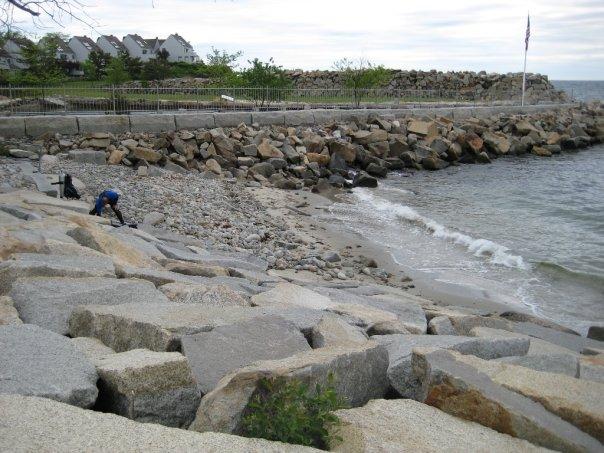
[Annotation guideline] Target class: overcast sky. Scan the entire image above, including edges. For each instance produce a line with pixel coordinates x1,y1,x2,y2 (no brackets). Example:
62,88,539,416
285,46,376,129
15,0,604,80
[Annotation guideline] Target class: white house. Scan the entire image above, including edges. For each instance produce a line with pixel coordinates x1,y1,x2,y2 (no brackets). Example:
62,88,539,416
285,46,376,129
2,36,33,69
96,35,126,58
122,34,155,62
159,34,199,62
68,36,101,63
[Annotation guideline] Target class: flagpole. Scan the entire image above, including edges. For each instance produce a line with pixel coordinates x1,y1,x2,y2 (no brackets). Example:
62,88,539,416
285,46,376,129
521,46,527,106
522,13,530,107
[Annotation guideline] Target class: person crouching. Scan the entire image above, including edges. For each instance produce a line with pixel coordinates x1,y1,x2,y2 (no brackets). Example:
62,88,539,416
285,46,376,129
89,189,125,225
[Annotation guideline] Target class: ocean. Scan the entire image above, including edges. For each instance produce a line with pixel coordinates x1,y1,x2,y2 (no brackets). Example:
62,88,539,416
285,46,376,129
552,80,604,102
326,146,604,334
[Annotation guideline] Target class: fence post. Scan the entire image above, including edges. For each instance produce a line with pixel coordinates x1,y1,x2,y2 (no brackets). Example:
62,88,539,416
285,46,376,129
112,85,116,114
8,84,13,116
156,84,160,113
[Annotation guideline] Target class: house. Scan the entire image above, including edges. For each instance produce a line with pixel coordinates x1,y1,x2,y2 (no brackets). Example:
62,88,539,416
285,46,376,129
2,36,34,69
0,49,11,70
97,35,126,58
159,34,199,62
53,39,76,62
68,36,101,63
122,34,155,62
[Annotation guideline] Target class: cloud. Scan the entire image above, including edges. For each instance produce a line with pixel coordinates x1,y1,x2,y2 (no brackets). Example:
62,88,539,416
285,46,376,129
11,0,604,79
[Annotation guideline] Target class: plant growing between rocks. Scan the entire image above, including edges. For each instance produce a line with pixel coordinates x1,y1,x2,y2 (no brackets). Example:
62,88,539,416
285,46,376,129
241,374,346,449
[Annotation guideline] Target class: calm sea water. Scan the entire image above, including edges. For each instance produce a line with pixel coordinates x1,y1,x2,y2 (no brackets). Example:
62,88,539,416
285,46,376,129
327,147,604,333
552,80,604,102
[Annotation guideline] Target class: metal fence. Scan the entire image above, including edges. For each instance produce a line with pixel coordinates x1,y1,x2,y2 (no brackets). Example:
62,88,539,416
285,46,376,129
0,84,563,116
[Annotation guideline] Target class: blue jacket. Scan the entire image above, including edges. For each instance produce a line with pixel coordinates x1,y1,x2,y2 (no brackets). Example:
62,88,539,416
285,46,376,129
95,190,119,214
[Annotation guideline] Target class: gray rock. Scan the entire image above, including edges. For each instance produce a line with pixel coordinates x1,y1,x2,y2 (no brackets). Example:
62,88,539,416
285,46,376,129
510,322,604,353
115,265,203,287
580,357,604,383
428,315,457,335
68,150,107,165
321,250,341,263
9,149,36,158
0,324,98,408
251,283,336,310
69,303,273,352
0,395,319,452
181,316,311,394
11,277,166,335
495,354,579,377
0,253,116,295
159,282,249,307
412,348,602,452
312,287,427,334
310,314,367,348
70,337,115,363
373,334,529,399
189,342,389,434
95,349,201,428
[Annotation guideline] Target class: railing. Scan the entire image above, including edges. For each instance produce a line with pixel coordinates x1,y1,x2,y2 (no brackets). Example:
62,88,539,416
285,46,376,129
0,83,566,116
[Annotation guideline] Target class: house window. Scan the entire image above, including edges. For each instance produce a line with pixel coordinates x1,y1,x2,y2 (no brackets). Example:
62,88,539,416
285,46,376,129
143,49,147,54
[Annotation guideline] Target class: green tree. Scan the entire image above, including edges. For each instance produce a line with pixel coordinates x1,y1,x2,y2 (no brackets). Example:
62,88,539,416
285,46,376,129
117,50,142,79
84,50,112,80
18,38,65,84
333,58,391,106
105,57,129,85
239,57,291,107
205,47,243,68
142,56,170,81
242,375,345,450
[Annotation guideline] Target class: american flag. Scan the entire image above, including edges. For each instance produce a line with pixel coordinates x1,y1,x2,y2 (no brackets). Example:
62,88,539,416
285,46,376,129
525,15,531,51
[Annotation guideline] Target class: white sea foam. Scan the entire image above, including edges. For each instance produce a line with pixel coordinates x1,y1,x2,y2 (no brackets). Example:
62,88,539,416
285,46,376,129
354,189,527,270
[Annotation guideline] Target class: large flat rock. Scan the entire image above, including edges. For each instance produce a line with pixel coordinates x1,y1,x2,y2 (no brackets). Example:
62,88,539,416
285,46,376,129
495,354,579,377
456,353,604,443
189,341,389,434
95,349,201,428
412,348,602,452
0,253,116,295
373,334,529,399
510,321,604,354
251,283,337,310
70,303,276,352
181,316,311,394
11,277,167,335
313,286,427,334
68,224,157,269
470,326,580,357
329,399,548,452
0,395,319,452
0,324,98,408
159,282,250,307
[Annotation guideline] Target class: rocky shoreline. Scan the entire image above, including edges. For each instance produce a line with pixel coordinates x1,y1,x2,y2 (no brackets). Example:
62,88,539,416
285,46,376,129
0,104,603,451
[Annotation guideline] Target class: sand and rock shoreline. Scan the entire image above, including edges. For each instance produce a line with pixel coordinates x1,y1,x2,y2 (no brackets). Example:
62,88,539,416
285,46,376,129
1,104,603,451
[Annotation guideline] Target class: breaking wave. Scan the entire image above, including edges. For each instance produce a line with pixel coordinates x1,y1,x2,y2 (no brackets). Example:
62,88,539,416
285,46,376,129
354,189,527,269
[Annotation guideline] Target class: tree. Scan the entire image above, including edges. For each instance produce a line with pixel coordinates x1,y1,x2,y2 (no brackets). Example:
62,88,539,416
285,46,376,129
142,55,170,81
205,47,242,69
84,50,111,80
117,50,142,80
156,48,169,62
18,37,64,84
333,58,391,106
239,58,291,108
105,57,129,85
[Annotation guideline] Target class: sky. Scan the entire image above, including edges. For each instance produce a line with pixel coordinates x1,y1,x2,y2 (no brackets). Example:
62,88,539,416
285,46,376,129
12,0,604,80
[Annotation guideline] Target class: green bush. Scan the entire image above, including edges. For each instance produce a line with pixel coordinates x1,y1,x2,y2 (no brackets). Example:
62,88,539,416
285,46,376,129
241,374,346,450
